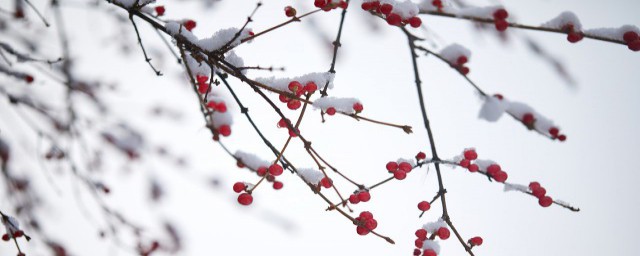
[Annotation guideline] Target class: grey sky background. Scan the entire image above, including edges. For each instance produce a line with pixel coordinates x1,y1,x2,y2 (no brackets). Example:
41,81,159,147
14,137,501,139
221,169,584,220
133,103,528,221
1,0,640,255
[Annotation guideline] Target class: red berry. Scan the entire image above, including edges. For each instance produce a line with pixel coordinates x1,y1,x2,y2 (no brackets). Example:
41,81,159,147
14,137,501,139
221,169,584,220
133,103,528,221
423,249,437,256
548,127,560,137
460,66,470,75
349,194,360,204
386,161,398,172
288,81,302,93
326,107,336,115
277,118,288,128
493,170,508,182
266,175,275,182
236,161,245,168
338,1,348,9
557,134,567,141
623,31,639,43
539,196,553,207
358,191,371,202
304,82,318,94
198,82,209,94
628,40,640,51
215,102,227,113
456,56,468,65
529,181,541,189
359,211,374,220
393,170,407,180
493,93,504,100
353,102,364,113
155,6,165,16
413,249,421,256
273,181,283,190
386,13,402,26
398,162,412,172
415,239,424,248
469,236,483,246
1,234,9,241
493,9,508,20
380,3,393,15
495,19,509,31
218,125,231,137
486,164,501,176
268,164,283,176
468,164,479,172
24,75,34,83
287,100,302,110
361,2,373,10
288,128,299,137
463,149,477,160
12,231,22,238
184,20,196,31
415,229,427,239
567,32,583,43
314,0,327,8
284,6,296,17
320,177,333,188
356,226,370,235
365,218,378,230
278,94,290,103
417,201,431,211
232,182,245,193
257,166,267,176
522,113,535,126
416,152,427,160
432,0,442,8
459,159,470,168
437,227,450,240
532,187,547,198
237,193,253,205
408,17,422,28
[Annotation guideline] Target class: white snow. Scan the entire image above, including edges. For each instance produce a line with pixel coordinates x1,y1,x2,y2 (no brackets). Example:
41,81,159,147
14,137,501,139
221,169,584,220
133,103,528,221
297,168,325,185
312,97,362,114
210,110,233,128
225,51,245,74
541,11,582,30
196,28,252,52
455,5,504,19
585,25,640,41
418,0,455,13
422,218,448,233
504,183,528,192
255,72,335,92
2,215,20,237
422,240,441,254
396,158,416,166
185,52,211,77
473,159,497,171
478,96,507,122
114,0,155,8
234,151,271,170
392,0,420,19
165,21,198,43
439,43,471,64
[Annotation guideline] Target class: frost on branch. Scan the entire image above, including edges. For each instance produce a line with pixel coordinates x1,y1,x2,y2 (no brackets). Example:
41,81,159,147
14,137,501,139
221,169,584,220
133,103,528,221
586,25,640,42
196,28,253,52
255,72,335,92
166,21,198,43
297,168,325,186
184,53,211,77
234,151,271,171
422,218,447,234
541,11,583,31
439,43,471,63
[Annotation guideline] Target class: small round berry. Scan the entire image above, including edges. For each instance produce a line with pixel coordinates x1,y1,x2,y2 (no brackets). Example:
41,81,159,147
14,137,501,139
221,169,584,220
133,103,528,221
338,1,348,9
361,2,373,10
358,191,371,202
548,127,560,137
353,102,364,113
279,94,291,103
423,249,437,256
326,107,336,115
215,102,227,113
437,227,450,240
386,13,402,26
356,226,370,235
1,234,9,241
359,211,374,220
304,82,318,94
486,164,501,176
415,229,428,239
257,166,267,176
314,0,327,8
12,231,23,238
184,20,197,31
198,83,209,94
288,81,302,93
468,164,479,172
237,193,253,205
155,6,165,16
557,134,567,141
277,118,288,128
628,40,640,51
529,181,541,189
273,181,284,190
413,249,421,256
495,19,509,31
493,170,508,182
532,187,547,198
463,149,477,160
398,162,412,172
386,161,399,172
417,201,431,211
233,182,245,193
269,164,284,176
25,75,34,83
457,56,468,65
469,236,483,246
393,170,407,180
408,17,422,28
416,152,427,160
266,175,275,182
320,177,333,188
349,194,360,204
236,161,245,168
567,32,584,43
365,218,378,230
493,93,504,100
284,6,297,17
287,100,302,110
460,66,470,75
459,159,470,168
623,31,639,43
539,196,553,207
380,3,393,15
415,239,424,249
218,125,231,137
522,113,535,125
493,9,508,20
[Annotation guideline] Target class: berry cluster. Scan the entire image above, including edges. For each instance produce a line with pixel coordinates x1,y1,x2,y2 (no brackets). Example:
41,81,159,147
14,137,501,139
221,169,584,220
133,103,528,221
314,0,348,12
361,1,422,28
561,23,584,43
450,54,470,75
279,81,317,110
354,211,378,235
412,225,449,255
529,182,553,207
277,118,299,137
518,112,566,141
324,102,364,116
348,190,371,204
196,75,210,94
386,160,414,180
623,31,640,51
493,9,509,32
206,101,227,113
458,149,508,182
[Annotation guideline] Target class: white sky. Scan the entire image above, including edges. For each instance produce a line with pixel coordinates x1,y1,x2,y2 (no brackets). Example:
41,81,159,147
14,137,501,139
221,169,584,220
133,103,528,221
1,0,640,255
